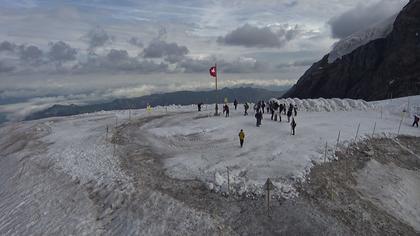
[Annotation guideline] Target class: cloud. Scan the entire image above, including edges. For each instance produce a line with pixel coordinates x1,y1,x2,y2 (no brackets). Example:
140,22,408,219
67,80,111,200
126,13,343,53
143,39,189,59
278,24,303,41
75,49,169,73
48,41,77,63
328,0,408,39
18,45,43,64
276,59,314,69
218,24,281,48
176,56,269,73
128,37,144,47
0,61,15,73
284,0,299,8
86,26,112,48
0,39,169,74
106,49,129,62
0,41,16,52
217,24,304,48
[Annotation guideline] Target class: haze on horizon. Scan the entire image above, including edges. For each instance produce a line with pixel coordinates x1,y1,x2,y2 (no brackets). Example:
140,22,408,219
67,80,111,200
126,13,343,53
0,0,407,120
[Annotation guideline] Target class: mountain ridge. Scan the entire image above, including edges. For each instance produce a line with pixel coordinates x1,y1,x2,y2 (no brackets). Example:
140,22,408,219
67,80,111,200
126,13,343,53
283,0,420,101
25,87,285,120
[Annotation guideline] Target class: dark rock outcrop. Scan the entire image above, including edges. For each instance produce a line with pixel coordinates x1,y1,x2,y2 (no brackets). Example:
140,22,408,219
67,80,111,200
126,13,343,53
284,0,420,101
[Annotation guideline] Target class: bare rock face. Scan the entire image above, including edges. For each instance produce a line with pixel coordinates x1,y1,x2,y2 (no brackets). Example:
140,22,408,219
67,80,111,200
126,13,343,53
284,0,420,101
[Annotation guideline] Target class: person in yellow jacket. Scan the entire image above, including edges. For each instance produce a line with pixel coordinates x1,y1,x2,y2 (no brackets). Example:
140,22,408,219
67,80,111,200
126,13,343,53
238,129,245,148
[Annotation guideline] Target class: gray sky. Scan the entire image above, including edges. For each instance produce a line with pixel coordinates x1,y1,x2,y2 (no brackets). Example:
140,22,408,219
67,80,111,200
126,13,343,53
0,0,407,120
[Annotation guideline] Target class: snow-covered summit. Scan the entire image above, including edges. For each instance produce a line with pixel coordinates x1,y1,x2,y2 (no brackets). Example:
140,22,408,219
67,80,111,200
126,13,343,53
328,15,397,63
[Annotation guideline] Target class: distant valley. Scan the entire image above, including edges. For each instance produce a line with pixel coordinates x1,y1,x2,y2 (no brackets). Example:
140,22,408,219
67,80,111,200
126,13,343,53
25,87,285,121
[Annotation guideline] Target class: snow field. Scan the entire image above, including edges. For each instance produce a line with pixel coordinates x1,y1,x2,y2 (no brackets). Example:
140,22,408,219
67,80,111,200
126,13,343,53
30,104,199,186
144,97,420,198
3,96,418,200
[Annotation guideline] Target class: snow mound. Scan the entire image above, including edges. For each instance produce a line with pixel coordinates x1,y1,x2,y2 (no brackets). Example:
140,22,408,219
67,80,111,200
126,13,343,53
270,97,373,112
372,95,420,117
328,15,396,63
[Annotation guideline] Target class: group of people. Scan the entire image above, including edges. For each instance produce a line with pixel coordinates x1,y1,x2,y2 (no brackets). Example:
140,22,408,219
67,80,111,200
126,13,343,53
197,99,299,148
254,100,297,133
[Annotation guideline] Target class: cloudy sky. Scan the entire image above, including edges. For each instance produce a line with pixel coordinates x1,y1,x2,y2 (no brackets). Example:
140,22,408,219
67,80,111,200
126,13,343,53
0,0,408,120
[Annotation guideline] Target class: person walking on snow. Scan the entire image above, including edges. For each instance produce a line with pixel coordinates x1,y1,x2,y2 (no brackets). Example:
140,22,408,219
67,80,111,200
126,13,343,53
244,103,249,116
255,110,263,127
261,101,266,114
293,104,298,117
238,129,245,147
224,104,230,117
197,103,202,112
291,118,297,135
270,106,275,120
413,115,419,127
234,99,238,110
287,105,293,122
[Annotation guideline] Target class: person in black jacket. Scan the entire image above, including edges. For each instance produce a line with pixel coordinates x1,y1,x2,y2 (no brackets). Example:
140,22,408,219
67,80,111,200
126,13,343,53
255,111,263,127
261,101,266,114
287,105,293,122
291,118,297,135
413,115,419,127
244,103,249,116
224,104,230,117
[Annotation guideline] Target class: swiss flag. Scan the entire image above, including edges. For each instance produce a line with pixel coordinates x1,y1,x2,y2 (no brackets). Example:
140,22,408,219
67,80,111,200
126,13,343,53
209,66,217,77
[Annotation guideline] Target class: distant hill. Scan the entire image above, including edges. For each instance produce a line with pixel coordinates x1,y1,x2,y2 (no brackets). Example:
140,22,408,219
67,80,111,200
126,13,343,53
283,0,420,101
25,87,285,120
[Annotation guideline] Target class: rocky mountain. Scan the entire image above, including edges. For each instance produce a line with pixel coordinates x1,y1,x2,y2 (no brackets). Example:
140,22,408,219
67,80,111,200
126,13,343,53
283,0,420,101
25,87,284,120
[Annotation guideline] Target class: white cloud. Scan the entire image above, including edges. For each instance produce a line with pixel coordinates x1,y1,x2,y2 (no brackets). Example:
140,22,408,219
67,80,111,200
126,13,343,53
328,0,408,39
0,0,411,120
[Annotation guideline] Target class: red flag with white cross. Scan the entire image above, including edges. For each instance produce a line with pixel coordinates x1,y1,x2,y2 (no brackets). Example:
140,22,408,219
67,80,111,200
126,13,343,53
209,66,217,77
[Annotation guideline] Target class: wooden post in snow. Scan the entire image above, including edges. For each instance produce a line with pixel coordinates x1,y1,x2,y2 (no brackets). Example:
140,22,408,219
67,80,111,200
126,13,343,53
324,141,328,163
355,123,360,140
226,167,230,197
372,122,377,136
398,114,404,135
264,178,274,217
335,130,341,154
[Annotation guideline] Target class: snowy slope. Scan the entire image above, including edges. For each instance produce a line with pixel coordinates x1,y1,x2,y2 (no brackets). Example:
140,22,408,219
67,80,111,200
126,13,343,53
328,15,397,63
0,96,419,234
143,97,420,199
356,159,420,232
0,105,223,235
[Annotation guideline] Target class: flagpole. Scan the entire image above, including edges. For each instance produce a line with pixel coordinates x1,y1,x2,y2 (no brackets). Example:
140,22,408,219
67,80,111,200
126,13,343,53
214,63,219,116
